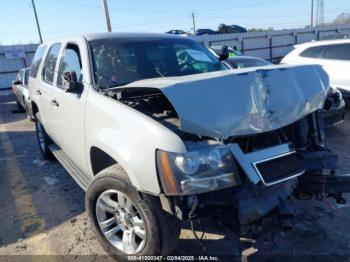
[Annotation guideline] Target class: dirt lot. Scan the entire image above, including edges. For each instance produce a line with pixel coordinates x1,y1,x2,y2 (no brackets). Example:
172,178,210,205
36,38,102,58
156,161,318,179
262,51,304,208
1,90,350,261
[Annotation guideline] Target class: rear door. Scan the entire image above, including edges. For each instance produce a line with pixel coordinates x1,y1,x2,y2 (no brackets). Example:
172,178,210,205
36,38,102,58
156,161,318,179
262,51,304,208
47,40,89,173
39,43,62,136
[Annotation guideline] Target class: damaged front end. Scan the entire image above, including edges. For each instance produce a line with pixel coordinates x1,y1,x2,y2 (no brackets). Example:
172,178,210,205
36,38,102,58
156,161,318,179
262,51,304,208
105,64,350,227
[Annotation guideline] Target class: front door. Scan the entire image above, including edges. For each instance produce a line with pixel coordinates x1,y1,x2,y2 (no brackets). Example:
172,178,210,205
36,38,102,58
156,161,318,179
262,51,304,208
48,42,89,174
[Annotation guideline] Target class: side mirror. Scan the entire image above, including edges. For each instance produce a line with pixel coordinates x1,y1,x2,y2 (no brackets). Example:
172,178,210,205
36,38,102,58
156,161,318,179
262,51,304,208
63,71,82,93
13,80,22,85
218,45,229,61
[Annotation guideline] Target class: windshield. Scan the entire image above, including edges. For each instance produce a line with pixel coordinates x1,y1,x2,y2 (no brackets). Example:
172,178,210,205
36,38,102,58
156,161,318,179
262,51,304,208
89,37,227,89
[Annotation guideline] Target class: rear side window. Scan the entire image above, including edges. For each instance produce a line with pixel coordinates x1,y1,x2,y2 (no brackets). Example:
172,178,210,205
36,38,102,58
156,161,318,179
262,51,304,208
300,45,327,58
323,44,350,60
42,43,61,84
30,45,47,78
24,69,29,85
18,70,24,83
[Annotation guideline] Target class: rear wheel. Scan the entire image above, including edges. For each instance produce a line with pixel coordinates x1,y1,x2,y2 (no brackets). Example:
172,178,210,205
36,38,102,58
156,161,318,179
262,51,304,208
16,99,23,110
35,119,53,160
86,165,181,259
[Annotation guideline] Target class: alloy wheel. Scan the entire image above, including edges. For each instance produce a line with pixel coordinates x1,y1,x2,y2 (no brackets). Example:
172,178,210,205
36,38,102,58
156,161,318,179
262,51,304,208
95,189,147,254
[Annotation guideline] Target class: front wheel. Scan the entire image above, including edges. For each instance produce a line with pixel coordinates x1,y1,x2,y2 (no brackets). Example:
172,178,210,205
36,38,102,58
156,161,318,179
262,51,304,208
35,120,53,160
86,165,181,259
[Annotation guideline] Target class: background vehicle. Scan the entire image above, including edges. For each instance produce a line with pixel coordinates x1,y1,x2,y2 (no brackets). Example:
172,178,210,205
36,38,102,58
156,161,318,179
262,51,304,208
218,24,247,34
166,30,188,36
196,29,218,36
224,55,271,68
12,67,32,116
282,39,350,99
28,33,350,259
210,45,242,57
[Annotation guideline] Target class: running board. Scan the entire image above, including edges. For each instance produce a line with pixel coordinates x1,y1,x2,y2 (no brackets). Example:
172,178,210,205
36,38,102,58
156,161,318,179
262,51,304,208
49,144,90,191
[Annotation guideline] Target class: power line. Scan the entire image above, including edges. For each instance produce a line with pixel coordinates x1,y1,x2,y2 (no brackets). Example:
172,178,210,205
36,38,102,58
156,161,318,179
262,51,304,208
49,0,282,13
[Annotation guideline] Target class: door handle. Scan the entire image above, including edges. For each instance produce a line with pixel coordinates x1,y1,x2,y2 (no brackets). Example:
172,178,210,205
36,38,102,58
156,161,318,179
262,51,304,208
36,90,42,95
51,99,59,107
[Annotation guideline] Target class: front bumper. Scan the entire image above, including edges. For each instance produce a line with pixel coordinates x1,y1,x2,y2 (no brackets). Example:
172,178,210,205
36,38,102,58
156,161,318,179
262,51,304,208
161,144,340,224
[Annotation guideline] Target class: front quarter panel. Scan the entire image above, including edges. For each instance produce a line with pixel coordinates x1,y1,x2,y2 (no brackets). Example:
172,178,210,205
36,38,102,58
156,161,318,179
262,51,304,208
85,89,187,194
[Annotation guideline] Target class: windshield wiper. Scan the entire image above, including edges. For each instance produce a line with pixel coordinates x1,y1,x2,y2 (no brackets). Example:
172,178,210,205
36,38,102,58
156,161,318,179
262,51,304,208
94,72,136,91
94,72,119,90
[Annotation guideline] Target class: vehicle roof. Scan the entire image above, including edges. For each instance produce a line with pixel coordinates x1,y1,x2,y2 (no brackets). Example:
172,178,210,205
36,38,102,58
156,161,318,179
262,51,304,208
83,32,186,41
295,38,350,48
40,32,189,46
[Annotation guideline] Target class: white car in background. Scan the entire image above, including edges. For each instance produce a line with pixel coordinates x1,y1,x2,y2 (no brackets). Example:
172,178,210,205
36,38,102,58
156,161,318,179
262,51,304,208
282,39,350,98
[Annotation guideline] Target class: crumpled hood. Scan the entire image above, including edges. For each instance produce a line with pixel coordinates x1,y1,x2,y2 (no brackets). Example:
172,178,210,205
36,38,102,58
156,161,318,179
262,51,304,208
125,64,330,139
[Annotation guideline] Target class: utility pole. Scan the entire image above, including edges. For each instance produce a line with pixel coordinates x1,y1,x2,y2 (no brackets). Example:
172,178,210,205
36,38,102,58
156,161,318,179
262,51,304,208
310,0,314,27
102,0,112,32
191,11,196,34
316,0,324,26
31,0,43,43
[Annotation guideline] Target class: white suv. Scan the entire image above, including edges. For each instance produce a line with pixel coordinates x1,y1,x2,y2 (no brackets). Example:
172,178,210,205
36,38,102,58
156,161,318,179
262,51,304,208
282,39,350,97
28,33,346,258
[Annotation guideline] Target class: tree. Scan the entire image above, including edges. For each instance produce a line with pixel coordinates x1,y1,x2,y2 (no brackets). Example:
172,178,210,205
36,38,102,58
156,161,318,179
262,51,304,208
331,12,350,25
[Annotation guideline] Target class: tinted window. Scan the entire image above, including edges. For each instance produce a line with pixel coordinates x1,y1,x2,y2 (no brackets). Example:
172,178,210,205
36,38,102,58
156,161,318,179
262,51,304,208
90,38,227,89
323,44,350,60
42,43,61,83
30,45,47,78
57,44,82,89
300,45,327,58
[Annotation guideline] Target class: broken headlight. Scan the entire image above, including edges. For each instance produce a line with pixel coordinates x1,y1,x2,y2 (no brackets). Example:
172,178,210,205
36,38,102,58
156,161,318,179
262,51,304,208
156,145,240,195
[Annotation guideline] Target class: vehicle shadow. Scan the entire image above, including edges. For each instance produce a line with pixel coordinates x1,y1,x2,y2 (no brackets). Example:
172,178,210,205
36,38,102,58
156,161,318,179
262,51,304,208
174,219,240,257
0,128,86,246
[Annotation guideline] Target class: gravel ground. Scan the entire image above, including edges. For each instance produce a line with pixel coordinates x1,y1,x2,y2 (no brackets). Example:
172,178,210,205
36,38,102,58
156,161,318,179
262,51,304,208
0,90,350,261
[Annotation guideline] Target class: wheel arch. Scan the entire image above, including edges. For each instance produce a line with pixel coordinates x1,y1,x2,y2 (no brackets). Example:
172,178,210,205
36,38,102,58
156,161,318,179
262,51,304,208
90,146,118,176
31,101,39,121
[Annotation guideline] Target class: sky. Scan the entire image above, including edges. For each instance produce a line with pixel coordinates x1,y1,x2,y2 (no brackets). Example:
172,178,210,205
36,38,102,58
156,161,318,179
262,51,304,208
0,0,349,44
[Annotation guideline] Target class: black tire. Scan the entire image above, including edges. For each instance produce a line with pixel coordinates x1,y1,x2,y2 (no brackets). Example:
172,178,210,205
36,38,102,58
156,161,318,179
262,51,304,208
23,97,30,119
35,119,53,160
86,164,181,259
16,99,23,110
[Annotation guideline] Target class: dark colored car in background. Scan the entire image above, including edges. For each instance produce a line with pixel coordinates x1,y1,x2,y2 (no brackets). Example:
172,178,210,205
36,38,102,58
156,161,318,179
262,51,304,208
196,29,218,36
218,24,247,34
225,55,271,68
166,30,188,36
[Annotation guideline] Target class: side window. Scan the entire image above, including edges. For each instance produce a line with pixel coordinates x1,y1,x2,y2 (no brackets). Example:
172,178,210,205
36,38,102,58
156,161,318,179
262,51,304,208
18,70,24,83
300,45,327,58
56,44,82,89
323,44,350,60
42,43,61,84
24,69,29,86
30,45,47,78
